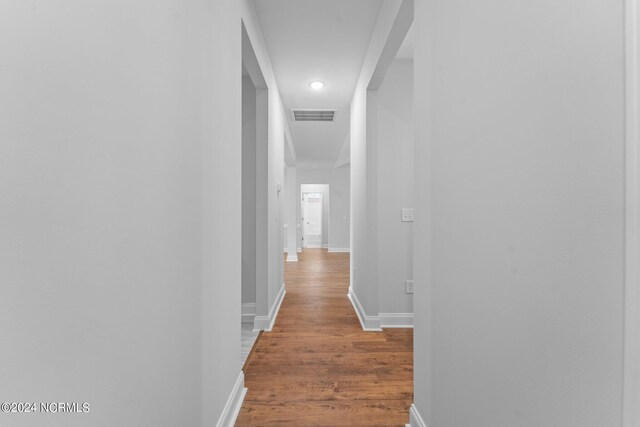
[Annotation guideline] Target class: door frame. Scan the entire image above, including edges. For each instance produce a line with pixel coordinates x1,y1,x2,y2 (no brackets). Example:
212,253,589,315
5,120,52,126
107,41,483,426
302,191,324,248
624,0,640,425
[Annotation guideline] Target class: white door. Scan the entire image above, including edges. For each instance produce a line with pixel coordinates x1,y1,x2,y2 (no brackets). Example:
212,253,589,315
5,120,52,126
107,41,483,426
302,192,322,248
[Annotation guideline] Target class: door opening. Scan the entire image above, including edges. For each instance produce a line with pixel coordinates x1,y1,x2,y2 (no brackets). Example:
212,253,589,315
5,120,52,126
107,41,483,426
302,192,323,248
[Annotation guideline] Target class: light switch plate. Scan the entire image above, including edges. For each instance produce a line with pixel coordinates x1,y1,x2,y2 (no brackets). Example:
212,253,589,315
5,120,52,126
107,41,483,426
405,280,414,294
401,208,414,222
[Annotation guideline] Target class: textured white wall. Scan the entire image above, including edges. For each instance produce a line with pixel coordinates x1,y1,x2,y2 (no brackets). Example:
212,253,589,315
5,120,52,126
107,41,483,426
412,1,625,426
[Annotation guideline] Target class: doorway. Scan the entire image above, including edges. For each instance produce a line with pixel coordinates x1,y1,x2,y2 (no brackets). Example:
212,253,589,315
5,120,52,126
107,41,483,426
302,192,323,248
301,184,330,249
241,21,269,367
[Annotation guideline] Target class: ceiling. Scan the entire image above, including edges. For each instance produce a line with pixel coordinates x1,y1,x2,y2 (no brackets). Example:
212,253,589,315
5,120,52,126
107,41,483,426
254,0,384,167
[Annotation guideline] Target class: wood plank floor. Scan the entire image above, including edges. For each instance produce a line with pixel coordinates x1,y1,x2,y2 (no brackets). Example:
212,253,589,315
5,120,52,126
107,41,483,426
236,249,413,427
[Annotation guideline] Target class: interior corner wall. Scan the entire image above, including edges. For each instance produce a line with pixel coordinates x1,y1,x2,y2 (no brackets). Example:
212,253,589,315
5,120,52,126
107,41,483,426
349,0,405,319
284,166,298,259
255,88,269,319
241,0,289,322
0,1,244,426
242,75,257,305
283,167,287,247
297,165,351,251
413,1,625,426
374,59,414,316
267,90,285,310
350,84,378,316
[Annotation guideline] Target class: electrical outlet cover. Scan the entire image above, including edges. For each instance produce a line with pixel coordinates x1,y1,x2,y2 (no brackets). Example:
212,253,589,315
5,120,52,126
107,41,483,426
401,208,414,222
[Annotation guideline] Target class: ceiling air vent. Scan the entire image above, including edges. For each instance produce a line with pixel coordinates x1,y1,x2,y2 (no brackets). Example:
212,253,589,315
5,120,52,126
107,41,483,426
292,109,336,122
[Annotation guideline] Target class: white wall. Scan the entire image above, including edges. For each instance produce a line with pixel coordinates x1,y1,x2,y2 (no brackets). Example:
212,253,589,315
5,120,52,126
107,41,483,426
351,79,375,312
240,1,290,325
412,1,625,426
373,59,414,316
0,0,243,426
0,0,292,425
349,0,408,321
255,88,270,319
242,75,257,305
297,166,351,251
267,93,286,311
284,166,298,261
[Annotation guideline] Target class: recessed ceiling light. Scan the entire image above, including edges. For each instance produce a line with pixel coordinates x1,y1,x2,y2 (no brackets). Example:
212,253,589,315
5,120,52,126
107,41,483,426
309,81,324,90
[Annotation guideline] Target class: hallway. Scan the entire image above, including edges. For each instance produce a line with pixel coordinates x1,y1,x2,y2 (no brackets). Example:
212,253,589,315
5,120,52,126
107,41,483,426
2,0,638,426
236,249,413,426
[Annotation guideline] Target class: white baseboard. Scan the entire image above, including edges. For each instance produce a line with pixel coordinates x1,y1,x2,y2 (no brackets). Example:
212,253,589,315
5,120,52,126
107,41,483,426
215,372,247,427
347,287,382,331
408,404,427,427
241,303,256,323
254,284,286,332
242,303,255,315
322,244,328,249
328,247,350,253
380,312,414,328
286,254,298,262
297,247,302,253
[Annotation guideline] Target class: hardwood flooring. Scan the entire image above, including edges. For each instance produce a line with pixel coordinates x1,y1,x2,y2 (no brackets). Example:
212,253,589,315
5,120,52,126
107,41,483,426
236,249,413,427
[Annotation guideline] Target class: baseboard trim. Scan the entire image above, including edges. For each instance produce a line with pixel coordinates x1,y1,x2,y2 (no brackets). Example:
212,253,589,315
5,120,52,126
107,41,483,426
380,312,414,328
241,303,256,316
241,303,256,323
254,284,286,332
215,372,247,427
328,247,350,253
286,254,298,262
348,287,382,331
408,404,428,427
322,244,328,249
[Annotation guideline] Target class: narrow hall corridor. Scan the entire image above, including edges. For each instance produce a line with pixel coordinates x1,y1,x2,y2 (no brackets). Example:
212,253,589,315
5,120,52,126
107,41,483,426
236,249,413,426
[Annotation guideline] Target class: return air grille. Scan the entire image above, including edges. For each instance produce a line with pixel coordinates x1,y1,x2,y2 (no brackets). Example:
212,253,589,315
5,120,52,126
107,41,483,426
292,109,336,122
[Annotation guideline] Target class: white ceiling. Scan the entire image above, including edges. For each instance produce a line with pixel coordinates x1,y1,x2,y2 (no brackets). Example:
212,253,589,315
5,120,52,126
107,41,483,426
254,0,383,167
